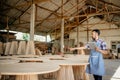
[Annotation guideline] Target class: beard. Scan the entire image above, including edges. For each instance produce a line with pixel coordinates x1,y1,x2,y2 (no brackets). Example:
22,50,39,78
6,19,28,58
92,37,96,41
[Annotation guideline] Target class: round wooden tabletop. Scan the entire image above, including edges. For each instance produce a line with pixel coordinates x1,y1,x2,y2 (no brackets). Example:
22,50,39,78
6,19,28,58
0,62,60,75
41,54,89,66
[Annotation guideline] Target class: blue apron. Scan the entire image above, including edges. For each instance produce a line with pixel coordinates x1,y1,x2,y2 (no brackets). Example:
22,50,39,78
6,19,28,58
86,41,105,76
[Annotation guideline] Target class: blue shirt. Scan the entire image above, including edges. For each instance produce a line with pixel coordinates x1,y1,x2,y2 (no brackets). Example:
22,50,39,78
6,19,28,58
86,39,107,76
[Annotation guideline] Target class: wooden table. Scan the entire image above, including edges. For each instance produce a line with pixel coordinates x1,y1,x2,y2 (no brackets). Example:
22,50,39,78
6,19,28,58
0,54,89,80
111,66,120,80
0,62,60,80
0,59,19,64
58,57,89,80
44,55,89,80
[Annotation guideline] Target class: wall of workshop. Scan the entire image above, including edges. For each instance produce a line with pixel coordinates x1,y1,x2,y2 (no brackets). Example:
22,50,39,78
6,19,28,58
69,17,120,49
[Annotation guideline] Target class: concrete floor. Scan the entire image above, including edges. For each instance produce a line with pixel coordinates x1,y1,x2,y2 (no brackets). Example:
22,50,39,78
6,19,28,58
90,59,120,80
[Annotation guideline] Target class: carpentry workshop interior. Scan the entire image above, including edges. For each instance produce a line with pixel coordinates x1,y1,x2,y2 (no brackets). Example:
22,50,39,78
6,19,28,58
0,0,120,80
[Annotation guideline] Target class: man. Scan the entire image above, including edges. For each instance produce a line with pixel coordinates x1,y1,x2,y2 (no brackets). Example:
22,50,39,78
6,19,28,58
70,29,107,80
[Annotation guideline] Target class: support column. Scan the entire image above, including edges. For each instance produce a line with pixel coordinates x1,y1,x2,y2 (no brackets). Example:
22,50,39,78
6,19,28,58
6,28,9,42
46,33,47,42
60,18,64,54
77,25,79,46
77,26,79,54
76,0,79,54
86,16,89,43
60,0,64,54
30,4,36,41
6,17,9,42
87,28,89,43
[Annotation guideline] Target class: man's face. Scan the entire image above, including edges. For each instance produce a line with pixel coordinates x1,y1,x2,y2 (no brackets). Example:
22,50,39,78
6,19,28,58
92,31,98,40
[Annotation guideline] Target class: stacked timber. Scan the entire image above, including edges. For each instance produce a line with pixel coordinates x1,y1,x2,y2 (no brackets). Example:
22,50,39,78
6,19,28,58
0,42,3,55
25,41,35,55
4,42,11,55
9,41,18,55
17,41,26,55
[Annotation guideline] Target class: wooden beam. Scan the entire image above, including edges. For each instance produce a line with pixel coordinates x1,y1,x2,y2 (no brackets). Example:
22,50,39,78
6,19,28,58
63,10,120,19
51,27,120,39
77,8,105,28
0,13,16,20
82,21,120,26
86,15,108,29
35,0,70,28
70,27,120,32
47,19,120,37
2,0,21,11
98,0,120,9
12,0,50,8
10,5,31,25
15,9,120,22
51,20,120,35
2,2,30,15
64,0,86,15
12,7,119,25
11,25,29,29
1,0,50,11
63,8,105,31
47,22,61,33
36,5,61,17
50,0,67,12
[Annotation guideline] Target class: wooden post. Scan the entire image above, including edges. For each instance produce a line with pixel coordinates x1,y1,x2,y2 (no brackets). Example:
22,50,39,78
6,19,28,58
6,17,9,42
60,0,64,54
86,16,89,43
76,0,79,47
76,0,79,54
6,28,9,42
30,4,36,41
87,28,89,43
61,18,64,54
46,33,47,42
77,27,79,46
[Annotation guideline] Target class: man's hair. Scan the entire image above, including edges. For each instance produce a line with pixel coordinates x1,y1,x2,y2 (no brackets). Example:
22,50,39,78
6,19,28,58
92,29,100,35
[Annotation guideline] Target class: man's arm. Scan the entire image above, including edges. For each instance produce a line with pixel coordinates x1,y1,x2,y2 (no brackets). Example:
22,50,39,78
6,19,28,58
69,47,86,51
95,41,108,54
95,47,108,54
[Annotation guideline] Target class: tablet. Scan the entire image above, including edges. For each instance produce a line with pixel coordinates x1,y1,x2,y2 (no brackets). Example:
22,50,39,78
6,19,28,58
87,42,97,49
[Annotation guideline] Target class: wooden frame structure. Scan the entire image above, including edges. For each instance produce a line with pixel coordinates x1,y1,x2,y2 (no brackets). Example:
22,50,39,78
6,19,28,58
0,0,120,39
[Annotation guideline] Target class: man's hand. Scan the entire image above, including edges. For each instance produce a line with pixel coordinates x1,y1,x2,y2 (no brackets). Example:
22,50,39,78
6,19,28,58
95,47,108,54
69,48,74,51
95,47,101,52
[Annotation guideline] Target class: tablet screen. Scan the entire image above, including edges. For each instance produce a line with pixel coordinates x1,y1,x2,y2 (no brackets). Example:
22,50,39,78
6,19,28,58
87,42,97,49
